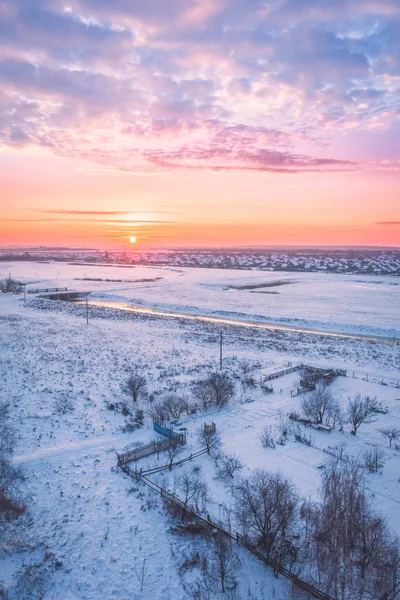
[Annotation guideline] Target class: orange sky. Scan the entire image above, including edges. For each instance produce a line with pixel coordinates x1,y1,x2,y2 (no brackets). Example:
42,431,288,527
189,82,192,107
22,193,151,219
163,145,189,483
1,149,399,248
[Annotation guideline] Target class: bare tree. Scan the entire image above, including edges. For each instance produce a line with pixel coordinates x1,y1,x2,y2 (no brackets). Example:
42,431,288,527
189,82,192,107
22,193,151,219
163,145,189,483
347,395,379,435
177,468,209,511
122,372,147,404
209,372,234,406
192,372,234,409
362,446,385,473
147,399,169,425
162,393,187,420
378,427,400,448
303,457,400,600
209,533,240,593
0,403,26,527
165,442,183,470
0,403,14,458
234,469,299,563
382,539,400,600
215,453,243,482
197,426,222,456
301,384,339,426
192,379,214,409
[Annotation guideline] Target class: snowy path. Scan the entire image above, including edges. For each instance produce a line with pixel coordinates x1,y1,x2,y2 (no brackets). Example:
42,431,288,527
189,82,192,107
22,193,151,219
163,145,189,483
14,432,127,464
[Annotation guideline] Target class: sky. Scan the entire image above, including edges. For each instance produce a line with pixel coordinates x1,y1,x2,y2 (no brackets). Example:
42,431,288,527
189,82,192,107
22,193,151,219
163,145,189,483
0,0,399,249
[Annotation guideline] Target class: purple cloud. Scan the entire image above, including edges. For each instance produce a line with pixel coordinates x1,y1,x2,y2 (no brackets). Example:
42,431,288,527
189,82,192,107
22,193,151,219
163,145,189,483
0,0,399,171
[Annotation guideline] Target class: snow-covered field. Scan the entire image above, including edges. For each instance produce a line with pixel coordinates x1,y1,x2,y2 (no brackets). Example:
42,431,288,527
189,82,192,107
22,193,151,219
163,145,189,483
0,261,399,599
1,260,399,338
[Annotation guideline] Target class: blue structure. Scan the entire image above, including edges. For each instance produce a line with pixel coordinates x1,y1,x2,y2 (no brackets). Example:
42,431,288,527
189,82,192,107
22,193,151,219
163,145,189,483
153,422,182,439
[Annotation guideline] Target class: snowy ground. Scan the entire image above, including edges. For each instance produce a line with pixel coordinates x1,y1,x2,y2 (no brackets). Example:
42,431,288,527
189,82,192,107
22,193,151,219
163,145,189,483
1,260,399,338
0,262,399,599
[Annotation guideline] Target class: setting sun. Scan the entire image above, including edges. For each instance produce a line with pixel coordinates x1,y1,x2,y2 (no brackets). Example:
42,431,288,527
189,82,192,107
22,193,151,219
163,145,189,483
129,236,137,244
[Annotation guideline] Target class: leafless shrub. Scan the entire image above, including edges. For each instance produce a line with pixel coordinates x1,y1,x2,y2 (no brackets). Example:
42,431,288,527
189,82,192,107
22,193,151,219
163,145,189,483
134,556,147,592
259,426,276,449
362,446,386,473
347,394,379,435
122,408,144,433
242,375,257,390
178,550,203,576
53,394,74,415
12,562,48,600
294,426,312,446
277,411,291,440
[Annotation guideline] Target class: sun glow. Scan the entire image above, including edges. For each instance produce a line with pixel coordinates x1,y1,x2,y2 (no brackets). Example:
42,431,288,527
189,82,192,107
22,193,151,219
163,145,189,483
129,236,137,244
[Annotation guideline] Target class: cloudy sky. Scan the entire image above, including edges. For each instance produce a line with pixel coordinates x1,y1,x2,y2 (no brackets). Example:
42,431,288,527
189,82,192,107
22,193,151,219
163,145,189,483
1,0,399,248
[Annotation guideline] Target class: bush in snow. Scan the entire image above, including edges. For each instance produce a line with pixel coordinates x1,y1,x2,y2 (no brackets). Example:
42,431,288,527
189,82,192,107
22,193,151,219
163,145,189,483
53,393,74,415
362,446,385,473
259,426,276,449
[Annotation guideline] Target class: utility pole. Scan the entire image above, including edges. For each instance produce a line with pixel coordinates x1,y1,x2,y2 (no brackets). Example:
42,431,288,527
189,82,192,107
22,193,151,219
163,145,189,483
219,332,223,370
86,297,89,325
24,284,26,305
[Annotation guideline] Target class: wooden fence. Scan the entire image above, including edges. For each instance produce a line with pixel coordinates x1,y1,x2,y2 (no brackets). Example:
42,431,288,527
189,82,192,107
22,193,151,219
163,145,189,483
119,464,335,600
263,362,400,389
127,447,209,478
27,286,68,294
117,428,186,467
264,365,301,381
264,364,347,384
